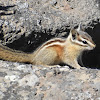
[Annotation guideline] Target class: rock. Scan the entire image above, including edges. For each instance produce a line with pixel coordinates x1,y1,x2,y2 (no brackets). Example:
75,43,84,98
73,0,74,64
40,85,47,91
0,60,100,100
0,0,100,45
0,0,99,67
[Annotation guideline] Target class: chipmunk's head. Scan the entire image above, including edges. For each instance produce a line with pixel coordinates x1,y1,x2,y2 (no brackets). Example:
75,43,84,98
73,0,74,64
68,25,96,51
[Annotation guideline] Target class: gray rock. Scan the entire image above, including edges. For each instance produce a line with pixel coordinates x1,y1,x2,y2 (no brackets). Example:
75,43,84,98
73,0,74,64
0,60,100,100
0,72,7,77
40,85,47,91
0,0,100,45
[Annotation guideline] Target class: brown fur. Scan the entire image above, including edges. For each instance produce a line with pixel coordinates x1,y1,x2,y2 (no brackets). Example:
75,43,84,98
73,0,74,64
47,44,64,62
43,39,65,47
0,45,31,63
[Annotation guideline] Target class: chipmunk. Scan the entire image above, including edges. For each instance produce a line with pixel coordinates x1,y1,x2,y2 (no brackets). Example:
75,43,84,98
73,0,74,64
0,25,96,69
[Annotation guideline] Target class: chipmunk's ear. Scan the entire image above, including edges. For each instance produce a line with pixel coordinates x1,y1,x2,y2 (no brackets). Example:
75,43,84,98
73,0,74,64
70,28,79,40
77,23,85,31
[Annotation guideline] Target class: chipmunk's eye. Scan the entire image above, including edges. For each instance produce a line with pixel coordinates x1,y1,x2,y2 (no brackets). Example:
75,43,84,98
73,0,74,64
82,40,87,44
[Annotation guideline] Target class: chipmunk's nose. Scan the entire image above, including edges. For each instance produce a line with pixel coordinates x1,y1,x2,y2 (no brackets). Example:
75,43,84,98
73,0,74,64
89,42,96,50
93,43,96,48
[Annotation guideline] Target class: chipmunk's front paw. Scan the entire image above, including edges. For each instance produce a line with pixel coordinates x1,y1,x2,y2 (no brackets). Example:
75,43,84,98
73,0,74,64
74,65,81,69
80,67,86,70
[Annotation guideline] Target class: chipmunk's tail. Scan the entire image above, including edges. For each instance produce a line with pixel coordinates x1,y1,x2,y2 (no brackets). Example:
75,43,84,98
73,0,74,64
0,45,32,63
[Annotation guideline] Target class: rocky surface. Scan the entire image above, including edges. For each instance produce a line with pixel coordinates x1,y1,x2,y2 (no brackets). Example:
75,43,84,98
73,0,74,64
0,60,100,100
0,0,100,45
0,0,100,67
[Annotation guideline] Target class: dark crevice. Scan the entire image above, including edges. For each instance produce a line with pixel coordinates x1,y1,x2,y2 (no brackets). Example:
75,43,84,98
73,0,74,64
0,5,15,11
0,5,15,16
6,31,55,52
0,12,14,16
82,23,100,69
6,28,69,52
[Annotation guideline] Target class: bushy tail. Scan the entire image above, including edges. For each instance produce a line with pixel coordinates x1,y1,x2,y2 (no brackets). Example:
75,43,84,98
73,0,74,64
0,45,31,63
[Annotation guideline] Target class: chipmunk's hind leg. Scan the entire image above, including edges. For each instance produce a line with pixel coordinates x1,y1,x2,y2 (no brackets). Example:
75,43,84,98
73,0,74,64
34,48,58,65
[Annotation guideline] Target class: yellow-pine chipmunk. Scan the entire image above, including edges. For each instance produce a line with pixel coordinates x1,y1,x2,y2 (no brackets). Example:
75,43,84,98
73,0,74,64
0,25,96,69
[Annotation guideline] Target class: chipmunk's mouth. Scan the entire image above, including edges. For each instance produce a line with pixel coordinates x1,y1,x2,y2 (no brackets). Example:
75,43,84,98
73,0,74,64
87,46,95,50
88,43,96,50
